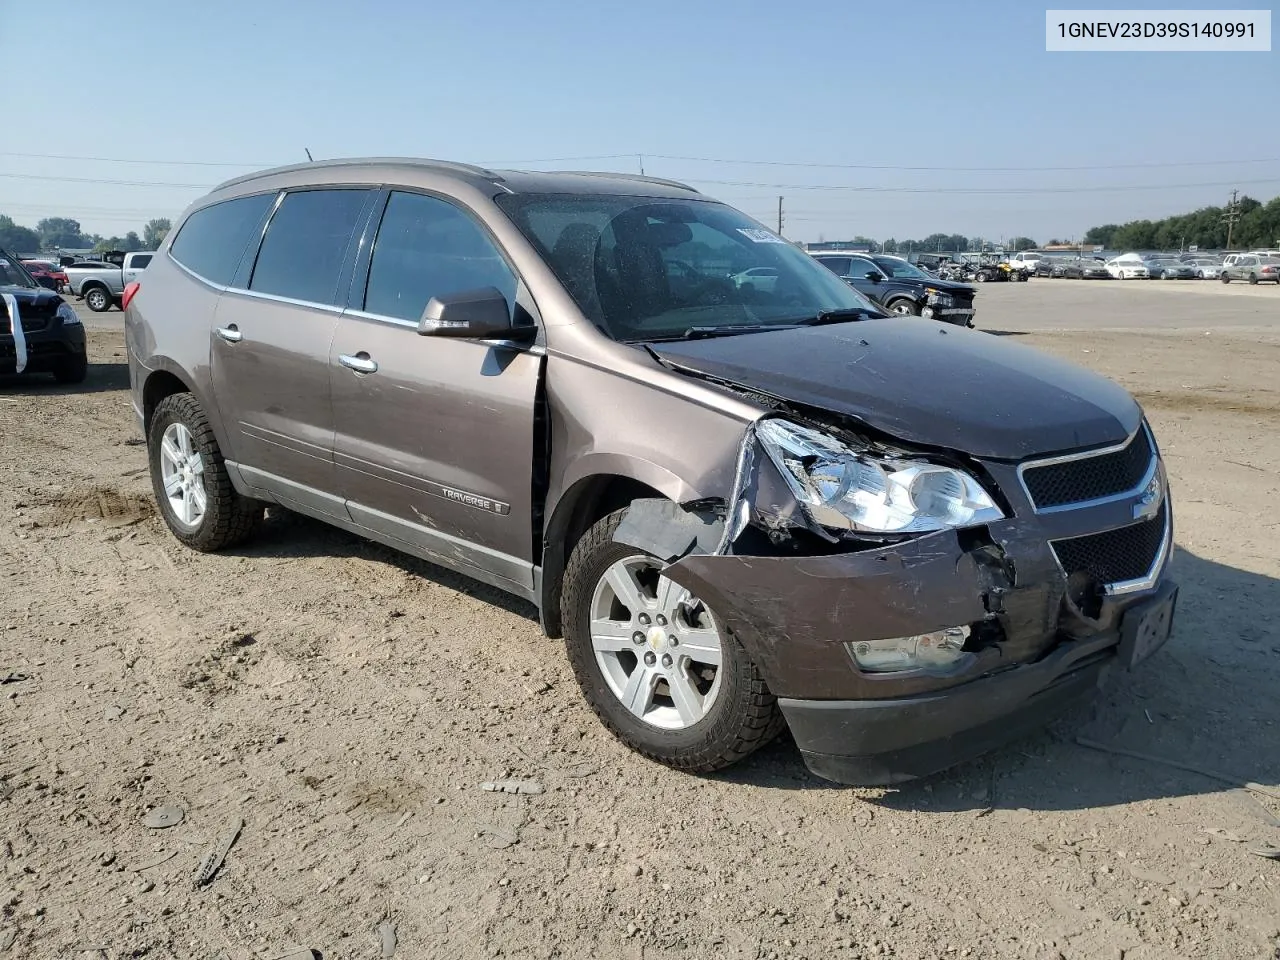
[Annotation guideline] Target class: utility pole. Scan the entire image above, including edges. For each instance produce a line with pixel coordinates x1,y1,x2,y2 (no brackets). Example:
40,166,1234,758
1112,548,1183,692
1222,189,1241,250
638,154,645,176
777,196,784,236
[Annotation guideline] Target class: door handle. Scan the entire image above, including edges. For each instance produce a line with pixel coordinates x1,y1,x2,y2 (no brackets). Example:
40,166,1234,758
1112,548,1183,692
215,324,242,343
339,353,378,375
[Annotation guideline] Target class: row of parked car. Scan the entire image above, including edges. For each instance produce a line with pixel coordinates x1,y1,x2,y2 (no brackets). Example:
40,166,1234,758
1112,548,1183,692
18,252,156,310
1015,250,1280,284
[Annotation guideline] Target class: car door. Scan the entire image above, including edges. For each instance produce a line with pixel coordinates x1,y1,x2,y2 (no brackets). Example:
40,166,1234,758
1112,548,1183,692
329,189,543,595
122,253,152,286
842,256,885,300
209,187,375,518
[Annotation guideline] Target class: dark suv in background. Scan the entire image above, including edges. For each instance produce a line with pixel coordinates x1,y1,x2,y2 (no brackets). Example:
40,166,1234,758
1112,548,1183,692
1,249,88,383
124,158,1176,785
812,252,977,325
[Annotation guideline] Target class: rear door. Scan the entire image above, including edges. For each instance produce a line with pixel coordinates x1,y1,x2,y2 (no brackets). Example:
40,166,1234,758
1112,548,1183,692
122,253,152,286
329,190,542,594
209,187,375,518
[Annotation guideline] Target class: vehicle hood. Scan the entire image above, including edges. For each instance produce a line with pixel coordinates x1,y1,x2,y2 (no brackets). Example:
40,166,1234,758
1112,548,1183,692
914,277,975,295
649,319,1141,460
0,285,61,317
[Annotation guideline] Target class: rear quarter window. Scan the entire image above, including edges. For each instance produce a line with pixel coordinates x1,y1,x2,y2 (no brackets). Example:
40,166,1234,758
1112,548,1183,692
169,192,277,286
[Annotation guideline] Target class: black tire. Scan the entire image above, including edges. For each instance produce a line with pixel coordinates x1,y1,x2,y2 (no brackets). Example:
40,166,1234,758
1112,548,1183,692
148,393,263,552
887,298,921,316
1221,273,1230,283
561,509,785,773
1248,273,1259,285
52,354,88,384
83,286,112,312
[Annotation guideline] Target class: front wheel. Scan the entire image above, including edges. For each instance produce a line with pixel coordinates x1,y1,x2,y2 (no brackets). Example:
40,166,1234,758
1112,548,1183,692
561,510,784,773
148,393,263,552
1248,274,1259,285
83,286,112,312
888,298,921,316
52,354,87,384
1222,273,1231,283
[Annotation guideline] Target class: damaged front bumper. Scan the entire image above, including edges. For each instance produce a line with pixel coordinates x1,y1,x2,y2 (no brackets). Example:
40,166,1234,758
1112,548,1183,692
663,501,1176,786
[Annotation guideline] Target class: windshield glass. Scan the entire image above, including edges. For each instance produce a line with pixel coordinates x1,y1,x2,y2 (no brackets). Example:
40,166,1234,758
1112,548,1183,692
870,256,932,280
0,253,38,289
495,193,878,341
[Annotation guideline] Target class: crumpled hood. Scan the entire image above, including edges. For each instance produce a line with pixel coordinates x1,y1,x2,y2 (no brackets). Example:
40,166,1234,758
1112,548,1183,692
649,319,1141,460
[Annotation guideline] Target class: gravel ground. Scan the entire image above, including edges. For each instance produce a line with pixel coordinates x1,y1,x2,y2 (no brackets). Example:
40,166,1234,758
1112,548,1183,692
2,282,1278,960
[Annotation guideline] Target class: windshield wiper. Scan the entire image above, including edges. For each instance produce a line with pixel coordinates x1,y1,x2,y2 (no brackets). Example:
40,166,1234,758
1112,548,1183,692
792,307,883,326
644,324,780,342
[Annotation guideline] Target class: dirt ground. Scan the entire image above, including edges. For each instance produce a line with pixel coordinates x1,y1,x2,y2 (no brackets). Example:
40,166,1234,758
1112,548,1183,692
2,281,1278,960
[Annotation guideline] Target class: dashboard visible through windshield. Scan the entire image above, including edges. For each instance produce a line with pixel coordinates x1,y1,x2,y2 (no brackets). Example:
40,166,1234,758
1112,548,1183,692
496,194,882,341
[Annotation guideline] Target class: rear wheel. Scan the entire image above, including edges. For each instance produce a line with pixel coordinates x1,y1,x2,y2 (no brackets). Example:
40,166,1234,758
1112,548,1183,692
561,510,785,773
1222,273,1231,283
1249,273,1259,285
83,286,112,312
52,354,87,384
148,393,263,552
888,298,921,316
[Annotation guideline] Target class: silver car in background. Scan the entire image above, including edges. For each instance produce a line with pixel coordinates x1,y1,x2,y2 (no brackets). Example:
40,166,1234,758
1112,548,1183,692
1142,257,1195,279
1184,257,1223,279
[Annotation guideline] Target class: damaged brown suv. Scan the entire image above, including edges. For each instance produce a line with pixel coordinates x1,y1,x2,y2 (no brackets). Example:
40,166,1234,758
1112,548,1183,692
125,158,1177,785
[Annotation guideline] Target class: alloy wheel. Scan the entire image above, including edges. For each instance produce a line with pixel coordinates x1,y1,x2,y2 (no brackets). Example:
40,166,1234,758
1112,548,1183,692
589,556,724,730
158,421,208,529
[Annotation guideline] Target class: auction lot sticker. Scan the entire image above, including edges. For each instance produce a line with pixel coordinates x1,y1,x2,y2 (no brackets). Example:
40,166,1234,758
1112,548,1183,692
1046,9,1271,51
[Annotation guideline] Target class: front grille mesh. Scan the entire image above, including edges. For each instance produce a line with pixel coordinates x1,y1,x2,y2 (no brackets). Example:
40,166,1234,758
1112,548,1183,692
1023,428,1154,509
0,315,51,336
1050,500,1167,585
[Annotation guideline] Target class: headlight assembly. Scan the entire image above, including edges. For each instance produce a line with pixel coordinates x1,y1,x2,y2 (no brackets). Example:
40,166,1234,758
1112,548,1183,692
56,302,81,325
756,419,1004,534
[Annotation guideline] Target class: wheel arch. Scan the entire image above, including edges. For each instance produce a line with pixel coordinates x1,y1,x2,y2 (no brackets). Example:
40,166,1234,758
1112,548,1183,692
539,465,689,638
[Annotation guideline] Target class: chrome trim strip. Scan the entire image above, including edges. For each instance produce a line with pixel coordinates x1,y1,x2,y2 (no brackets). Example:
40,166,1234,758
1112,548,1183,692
221,286,345,315
1103,505,1173,596
1017,422,1156,514
343,309,546,354
167,253,229,292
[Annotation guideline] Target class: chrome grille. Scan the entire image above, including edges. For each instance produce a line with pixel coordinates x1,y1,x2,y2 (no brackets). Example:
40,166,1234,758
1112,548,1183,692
1021,427,1154,510
1050,500,1167,587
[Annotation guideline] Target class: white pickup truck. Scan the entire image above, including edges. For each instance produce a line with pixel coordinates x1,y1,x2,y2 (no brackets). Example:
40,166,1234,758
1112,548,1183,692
63,251,154,312
1005,251,1044,276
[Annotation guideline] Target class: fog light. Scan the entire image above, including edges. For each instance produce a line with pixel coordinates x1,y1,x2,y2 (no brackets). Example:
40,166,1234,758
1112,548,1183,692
849,626,972,674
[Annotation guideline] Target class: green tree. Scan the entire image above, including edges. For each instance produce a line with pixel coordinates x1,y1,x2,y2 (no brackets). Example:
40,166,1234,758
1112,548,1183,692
1083,224,1119,247
0,215,40,254
36,217,88,249
881,238,898,253
1009,236,1037,251
124,231,143,252
143,218,172,250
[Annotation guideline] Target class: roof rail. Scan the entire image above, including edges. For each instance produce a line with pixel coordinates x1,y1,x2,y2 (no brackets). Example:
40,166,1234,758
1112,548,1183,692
209,157,502,194
547,170,700,194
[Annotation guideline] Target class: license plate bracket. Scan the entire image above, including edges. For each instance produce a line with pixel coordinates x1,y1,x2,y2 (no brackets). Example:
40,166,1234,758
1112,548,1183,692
1118,587,1178,670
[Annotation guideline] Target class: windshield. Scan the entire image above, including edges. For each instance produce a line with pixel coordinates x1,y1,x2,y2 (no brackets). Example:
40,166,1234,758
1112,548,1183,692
0,253,38,289
870,257,932,280
495,193,878,341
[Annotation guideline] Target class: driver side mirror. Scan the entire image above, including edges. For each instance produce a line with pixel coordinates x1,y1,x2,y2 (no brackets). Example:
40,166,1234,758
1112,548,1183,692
864,271,884,282
418,287,532,341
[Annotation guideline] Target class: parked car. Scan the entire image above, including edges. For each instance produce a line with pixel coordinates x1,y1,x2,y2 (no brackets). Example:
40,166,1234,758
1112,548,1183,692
65,252,154,311
20,260,64,291
1106,258,1149,280
0,249,88,382
1221,254,1280,284
126,158,1178,786
1184,257,1223,279
813,253,977,324
1034,258,1058,277
1143,257,1195,280
1006,251,1043,276
1051,258,1083,278
729,266,781,294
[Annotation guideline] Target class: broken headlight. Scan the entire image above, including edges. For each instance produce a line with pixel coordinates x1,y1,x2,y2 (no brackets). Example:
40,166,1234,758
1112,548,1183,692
756,419,1003,534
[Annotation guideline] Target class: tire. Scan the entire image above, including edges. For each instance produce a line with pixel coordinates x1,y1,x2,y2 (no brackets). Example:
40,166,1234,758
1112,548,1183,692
1222,273,1230,283
1197,271,1205,279
52,354,87,384
887,298,921,316
974,272,987,282
83,286,112,312
148,393,263,552
561,509,785,773
1248,273,1259,285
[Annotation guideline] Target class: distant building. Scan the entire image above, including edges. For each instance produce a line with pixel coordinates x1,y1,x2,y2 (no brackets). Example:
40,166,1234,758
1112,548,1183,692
803,240,873,254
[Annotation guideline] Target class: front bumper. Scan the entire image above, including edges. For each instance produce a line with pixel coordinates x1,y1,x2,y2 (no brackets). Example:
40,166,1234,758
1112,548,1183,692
0,323,86,375
666,477,1176,785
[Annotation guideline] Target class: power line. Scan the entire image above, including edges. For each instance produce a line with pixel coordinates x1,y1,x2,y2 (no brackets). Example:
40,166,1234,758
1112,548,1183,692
0,150,642,168
681,176,1280,195
648,153,1280,173
0,171,212,189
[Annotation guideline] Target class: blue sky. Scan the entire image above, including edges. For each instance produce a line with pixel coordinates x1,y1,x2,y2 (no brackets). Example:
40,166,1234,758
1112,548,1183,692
2,0,1275,243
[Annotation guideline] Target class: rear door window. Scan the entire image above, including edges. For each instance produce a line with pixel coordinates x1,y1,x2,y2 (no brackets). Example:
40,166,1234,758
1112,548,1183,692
250,189,371,306
815,256,852,276
169,193,276,286
362,191,517,322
